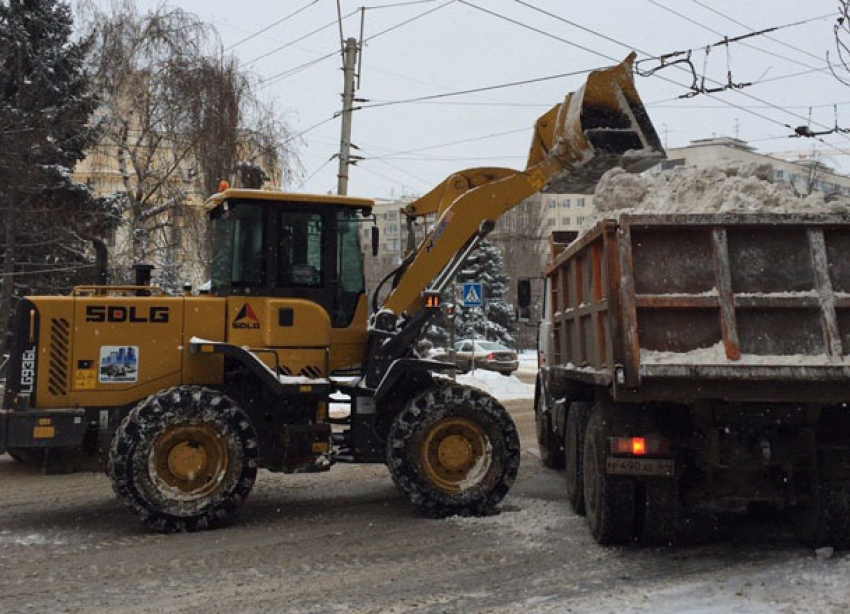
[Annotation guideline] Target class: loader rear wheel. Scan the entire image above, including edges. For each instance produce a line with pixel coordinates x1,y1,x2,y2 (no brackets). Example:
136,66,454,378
583,405,636,545
565,402,590,515
109,386,258,533
387,383,520,517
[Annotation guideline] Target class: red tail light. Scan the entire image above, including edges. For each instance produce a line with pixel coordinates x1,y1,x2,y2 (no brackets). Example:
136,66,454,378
610,435,669,456
486,353,495,360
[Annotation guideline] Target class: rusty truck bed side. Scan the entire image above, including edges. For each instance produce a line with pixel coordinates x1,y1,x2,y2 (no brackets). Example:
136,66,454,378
546,213,850,403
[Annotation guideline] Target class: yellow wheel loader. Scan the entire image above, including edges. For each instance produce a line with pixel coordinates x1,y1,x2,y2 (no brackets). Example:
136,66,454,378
0,56,663,532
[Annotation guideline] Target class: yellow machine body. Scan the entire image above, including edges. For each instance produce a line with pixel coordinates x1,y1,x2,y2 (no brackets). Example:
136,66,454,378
27,292,368,409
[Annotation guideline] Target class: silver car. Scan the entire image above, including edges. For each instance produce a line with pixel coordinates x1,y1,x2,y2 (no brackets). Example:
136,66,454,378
438,340,518,375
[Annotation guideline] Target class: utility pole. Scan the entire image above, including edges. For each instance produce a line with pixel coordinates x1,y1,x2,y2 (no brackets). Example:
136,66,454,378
337,37,358,196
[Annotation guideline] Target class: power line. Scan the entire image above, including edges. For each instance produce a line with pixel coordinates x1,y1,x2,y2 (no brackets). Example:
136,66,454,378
362,0,456,42
282,116,339,147
298,154,336,188
245,9,359,67
358,146,432,186
224,0,320,51
259,51,339,88
259,1,457,89
349,65,607,113
364,0,442,9
368,127,530,159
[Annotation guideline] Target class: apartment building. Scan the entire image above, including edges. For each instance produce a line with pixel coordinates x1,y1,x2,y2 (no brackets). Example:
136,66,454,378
659,137,850,197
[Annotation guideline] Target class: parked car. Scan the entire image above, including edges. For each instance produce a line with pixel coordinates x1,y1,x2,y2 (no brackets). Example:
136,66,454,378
433,340,518,375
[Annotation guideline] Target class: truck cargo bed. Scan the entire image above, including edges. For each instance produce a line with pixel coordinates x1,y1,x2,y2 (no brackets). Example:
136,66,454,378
546,213,850,402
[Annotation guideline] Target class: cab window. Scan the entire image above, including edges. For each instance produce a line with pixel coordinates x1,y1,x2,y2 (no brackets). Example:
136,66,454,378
211,202,265,292
278,212,323,288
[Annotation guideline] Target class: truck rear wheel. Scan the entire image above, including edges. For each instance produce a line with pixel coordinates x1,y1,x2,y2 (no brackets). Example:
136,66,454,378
583,405,636,545
535,378,563,469
387,383,520,517
109,386,258,533
564,402,590,515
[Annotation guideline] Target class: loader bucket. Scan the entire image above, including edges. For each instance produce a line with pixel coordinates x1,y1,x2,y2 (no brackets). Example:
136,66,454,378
527,53,665,193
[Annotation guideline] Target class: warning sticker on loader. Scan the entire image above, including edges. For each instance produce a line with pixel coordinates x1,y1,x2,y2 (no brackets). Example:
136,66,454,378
75,369,96,390
99,346,139,383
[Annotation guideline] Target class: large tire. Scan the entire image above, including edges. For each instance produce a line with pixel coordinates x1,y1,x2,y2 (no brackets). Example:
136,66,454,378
583,405,636,545
535,380,563,469
565,402,590,515
387,383,520,517
791,456,850,548
109,386,259,533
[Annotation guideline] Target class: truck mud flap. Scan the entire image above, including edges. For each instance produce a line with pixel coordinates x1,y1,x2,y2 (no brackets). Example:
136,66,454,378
1,409,87,450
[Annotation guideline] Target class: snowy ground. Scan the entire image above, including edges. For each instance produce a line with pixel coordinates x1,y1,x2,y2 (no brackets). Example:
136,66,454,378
456,368,535,401
0,398,848,613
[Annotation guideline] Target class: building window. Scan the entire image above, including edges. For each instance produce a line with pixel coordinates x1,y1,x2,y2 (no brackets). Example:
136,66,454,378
578,198,585,207
547,219,556,226
386,224,397,236
563,217,571,226
562,200,570,208
385,211,397,220
576,216,584,224
548,202,556,209
385,239,399,251
774,169,785,180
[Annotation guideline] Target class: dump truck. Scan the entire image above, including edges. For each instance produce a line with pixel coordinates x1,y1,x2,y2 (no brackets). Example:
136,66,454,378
525,213,850,546
0,55,663,532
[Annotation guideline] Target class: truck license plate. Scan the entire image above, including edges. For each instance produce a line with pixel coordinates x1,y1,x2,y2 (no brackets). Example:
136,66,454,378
606,457,674,477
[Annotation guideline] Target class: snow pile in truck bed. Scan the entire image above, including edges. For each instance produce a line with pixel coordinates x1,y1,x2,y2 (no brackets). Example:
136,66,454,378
640,341,850,366
590,161,850,219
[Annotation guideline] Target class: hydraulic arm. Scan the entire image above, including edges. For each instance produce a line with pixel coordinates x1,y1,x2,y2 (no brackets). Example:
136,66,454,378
381,54,665,318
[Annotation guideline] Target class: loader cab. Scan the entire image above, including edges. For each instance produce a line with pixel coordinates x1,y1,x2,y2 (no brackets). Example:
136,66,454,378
206,189,374,327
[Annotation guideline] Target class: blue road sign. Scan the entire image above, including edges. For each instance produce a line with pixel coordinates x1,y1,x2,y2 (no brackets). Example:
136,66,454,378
462,282,483,307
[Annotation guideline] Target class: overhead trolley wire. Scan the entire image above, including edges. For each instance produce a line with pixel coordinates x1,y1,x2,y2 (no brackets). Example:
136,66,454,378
644,0,831,73
480,0,850,154
687,0,829,66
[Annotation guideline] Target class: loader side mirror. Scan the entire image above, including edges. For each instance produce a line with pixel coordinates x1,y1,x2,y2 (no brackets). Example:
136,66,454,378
371,225,380,257
517,278,531,322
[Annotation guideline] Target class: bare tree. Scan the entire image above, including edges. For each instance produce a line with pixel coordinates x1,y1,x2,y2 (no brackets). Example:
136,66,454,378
830,1,850,85
78,1,301,289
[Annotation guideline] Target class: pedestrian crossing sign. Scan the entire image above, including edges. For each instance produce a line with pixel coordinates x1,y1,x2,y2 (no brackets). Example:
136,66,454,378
462,282,483,307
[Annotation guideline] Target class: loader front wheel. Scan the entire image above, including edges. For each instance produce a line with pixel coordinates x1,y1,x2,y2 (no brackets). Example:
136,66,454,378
109,386,258,533
387,383,520,517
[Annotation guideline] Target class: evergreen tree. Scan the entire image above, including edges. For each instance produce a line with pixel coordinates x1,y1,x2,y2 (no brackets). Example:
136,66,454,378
423,239,516,350
0,0,111,353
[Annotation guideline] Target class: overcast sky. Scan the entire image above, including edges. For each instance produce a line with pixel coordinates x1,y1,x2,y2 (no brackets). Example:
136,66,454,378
87,0,850,199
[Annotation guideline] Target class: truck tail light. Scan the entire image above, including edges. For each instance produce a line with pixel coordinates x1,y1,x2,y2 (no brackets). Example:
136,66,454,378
610,435,669,456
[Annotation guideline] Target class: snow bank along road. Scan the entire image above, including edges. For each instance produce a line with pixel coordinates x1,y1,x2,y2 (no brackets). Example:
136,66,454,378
1,395,848,613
